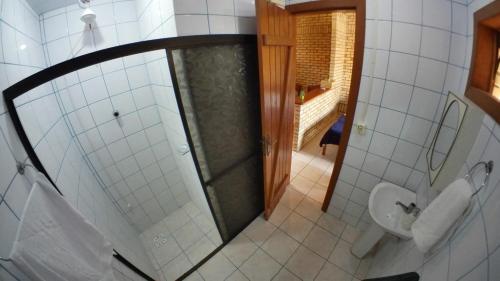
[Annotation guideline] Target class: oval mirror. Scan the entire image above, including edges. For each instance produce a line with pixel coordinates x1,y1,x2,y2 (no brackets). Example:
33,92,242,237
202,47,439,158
427,92,468,185
430,100,459,170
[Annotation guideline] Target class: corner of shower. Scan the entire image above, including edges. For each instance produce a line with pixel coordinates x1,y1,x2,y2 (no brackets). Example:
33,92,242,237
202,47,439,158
3,35,263,281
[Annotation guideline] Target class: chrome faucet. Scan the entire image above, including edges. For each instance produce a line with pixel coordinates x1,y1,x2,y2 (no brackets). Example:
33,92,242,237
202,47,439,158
396,201,420,215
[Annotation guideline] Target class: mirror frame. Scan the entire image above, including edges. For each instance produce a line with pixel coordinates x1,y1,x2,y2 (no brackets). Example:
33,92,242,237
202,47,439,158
426,91,468,185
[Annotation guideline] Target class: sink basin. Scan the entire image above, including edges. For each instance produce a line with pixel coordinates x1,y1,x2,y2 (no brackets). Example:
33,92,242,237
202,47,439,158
368,182,416,240
352,182,417,258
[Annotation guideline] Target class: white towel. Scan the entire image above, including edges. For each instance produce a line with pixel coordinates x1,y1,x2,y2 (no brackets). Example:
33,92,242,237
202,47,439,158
9,172,115,281
411,178,472,253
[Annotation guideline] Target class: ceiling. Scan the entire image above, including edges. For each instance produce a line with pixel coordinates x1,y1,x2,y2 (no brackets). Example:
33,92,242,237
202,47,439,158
26,0,79,15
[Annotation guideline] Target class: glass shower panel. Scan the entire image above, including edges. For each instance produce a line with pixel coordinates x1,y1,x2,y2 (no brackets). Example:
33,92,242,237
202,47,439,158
13,49,221,281
170,43,264,240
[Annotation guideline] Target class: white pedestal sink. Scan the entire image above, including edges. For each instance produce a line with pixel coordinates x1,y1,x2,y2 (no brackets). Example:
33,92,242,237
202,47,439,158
352,182,416,258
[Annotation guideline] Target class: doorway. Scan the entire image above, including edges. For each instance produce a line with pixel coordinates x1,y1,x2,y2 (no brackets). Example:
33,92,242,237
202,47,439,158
258,0,366,218
289,9,356,214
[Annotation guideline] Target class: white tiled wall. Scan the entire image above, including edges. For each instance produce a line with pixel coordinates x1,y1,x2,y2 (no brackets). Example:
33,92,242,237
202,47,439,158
363,0,500,280
0,0,159,279
173,0,257,36
39,0,194,232
284,0,471,230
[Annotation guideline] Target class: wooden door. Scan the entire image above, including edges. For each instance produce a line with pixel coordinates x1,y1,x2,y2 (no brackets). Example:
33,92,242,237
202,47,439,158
256,0,296,219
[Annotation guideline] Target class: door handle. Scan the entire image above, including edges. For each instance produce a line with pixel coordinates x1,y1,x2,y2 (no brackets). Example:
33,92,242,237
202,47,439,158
261,137,277,156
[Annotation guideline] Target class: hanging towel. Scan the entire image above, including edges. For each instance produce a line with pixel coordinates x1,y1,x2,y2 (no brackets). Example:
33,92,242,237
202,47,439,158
9,172,115,281
411,178,472,253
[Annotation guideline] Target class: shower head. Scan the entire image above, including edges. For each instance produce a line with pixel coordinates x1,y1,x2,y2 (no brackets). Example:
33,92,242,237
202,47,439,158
80,7,96,25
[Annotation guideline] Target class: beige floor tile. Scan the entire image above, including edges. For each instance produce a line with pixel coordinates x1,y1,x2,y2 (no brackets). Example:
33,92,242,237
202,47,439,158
329,240,360,275
150,234,182,267
317,172,332,187
307,186,327,203
342,225,361,244
279,188,305,210
285,246,326,281
161,253,193,281
185,236,217,264
243,215,277,246
271,268,301,281
317,212,347,236
164,208,190,232
182,201,201,219
279,212,314,242
184,271,204,281
315,261,353,281
226,270,250,281
268,203,293,226
290,175,315,194
173,220,204,250
303,225,339,259
262,228,300,264
295,197,323,222
299,164,324,182
198,252,236,281
240,249,281,281
355,256,373,280
309,157,331,171
222,233,258,267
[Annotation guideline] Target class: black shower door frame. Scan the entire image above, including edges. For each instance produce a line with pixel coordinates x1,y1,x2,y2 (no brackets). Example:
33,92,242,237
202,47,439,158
2,35,257,281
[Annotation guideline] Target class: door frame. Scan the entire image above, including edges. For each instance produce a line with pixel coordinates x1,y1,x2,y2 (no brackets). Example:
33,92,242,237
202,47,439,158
286,0,366,212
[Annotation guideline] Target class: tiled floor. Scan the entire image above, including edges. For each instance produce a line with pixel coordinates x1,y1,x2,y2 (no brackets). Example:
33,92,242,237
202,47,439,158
139,202,223,281
185,133,373,281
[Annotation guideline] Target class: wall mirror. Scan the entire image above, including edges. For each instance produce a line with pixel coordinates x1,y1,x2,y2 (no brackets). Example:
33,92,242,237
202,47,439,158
427,92,468,185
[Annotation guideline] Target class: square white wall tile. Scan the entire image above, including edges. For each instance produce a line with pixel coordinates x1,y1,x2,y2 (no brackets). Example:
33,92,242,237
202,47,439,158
369,131,398,159
209,15,236,34
408,87,440,120
381,81,413,112
175,15,210,36
415,57,447,93
390,22,421,55
393,0,422,24
375,108,405,137
422,0,451,30
362,153,390,178
173,0,208,14
207,0,234,15
387,52,418,85
420,27,450,62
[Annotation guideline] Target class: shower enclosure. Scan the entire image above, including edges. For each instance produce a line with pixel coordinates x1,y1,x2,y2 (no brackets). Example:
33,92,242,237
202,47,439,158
3,35,263,281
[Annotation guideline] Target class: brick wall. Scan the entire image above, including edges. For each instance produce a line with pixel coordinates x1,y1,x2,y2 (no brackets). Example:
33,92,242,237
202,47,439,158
293,11,355,151
330,11,356,104
296,13,332,87
293,89,341,150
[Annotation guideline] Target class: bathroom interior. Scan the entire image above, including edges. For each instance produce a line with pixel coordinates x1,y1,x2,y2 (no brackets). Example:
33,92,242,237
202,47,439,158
0,0,499,281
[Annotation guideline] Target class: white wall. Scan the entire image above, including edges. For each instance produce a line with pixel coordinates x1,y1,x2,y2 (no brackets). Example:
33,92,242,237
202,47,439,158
173,0,257,35
39,0,194,233
363,0,500,279
0,0,159,279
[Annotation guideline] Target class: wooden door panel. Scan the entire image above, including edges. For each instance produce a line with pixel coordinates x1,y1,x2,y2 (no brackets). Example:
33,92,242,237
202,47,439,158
257,0,296,219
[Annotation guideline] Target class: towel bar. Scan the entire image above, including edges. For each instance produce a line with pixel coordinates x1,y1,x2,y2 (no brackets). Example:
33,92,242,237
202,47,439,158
428,160,494,255
465,160,494,197
16,162,36,175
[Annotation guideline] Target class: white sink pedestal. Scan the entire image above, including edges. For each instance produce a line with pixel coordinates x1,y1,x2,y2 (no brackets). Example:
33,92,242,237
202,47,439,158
352,222,385,258
350,182,417,258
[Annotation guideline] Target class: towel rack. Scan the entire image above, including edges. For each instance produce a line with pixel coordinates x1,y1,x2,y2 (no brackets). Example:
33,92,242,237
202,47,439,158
465,160,494,197
428,160,494,255
16,162,36,175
